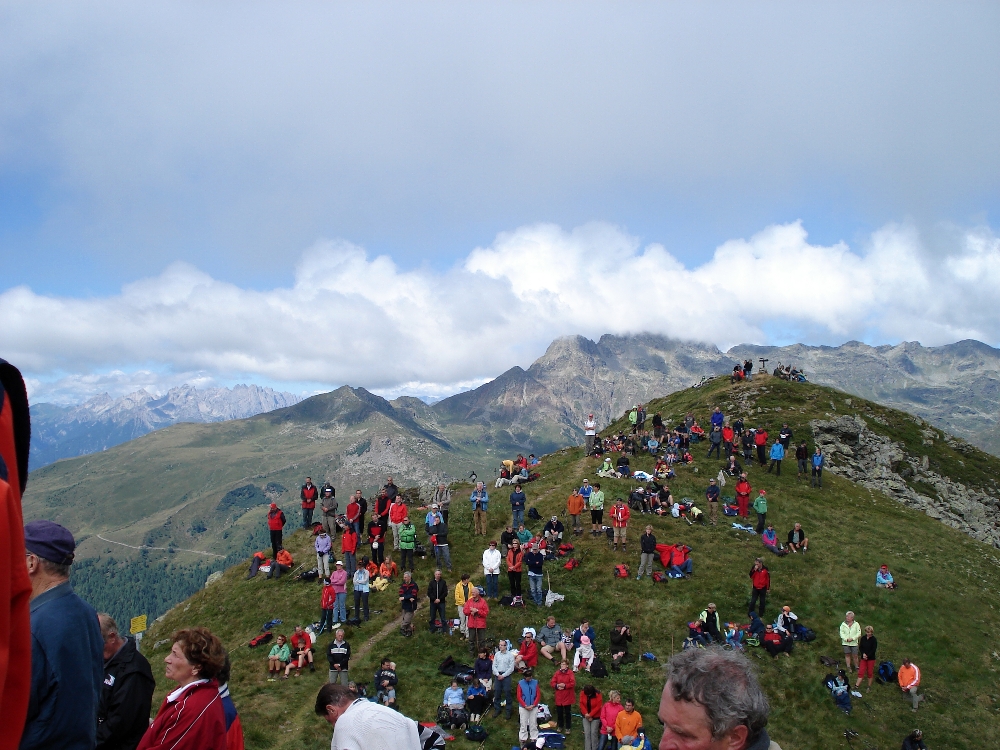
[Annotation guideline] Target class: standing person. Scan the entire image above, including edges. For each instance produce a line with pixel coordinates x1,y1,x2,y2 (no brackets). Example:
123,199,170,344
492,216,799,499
96,614,156,750
463,588,489,655
707,426,723,458
767,441,784,475
506,539,524,598
733,473,751,520
722,423,735,458
706,478,722,525
584,413,597,455
482,540,501,599
743,358,754,380
637,526,657,580
778,424,793,451
753,490,768,534
754,427,769,466
21,520,104,750
454,574,473,638
517,668,541,747
856,626,878,691
741,430,754,465
432,517,452,572
266,503,286,559
580,685,603,750
432,483,452,524
610,497,630,553
588,482,605,536
710,406,725,430
355,491,368,535
314,683,421,750
795,442,809,480
811,446,824,488
373,489,391,535
382,476,399,501
388,496,408,551
840,611,862,674
614,699,644,747
550,661,577,735
345,492,361,534
600,691,624,750
637,404,647,431
340,524,358,578
315,529,332,579
320,486,338,537
509,483,527,528
318,576,336,635
330,561,348,629
367,520,385,566
326,629,350,685
428,569,448,634
217,656,245,750
398,516,417,572
398,571,419,637
492,639,516,719
628,406,638,434
656,648,781,750
352,560,370,622
525,541,545,606
748,558,770,617
470,482,490,536
300,477,318,529
567,489,585,536
500,524,516,558
898,658,924,711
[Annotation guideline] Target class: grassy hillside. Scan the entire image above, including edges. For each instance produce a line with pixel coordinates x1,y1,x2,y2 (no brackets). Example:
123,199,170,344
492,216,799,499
140,375,1000,750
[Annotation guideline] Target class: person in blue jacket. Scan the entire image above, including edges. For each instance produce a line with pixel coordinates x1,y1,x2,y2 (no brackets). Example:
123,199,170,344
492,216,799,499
811,446,824,488
767,441,785,475
21,520,104,750
470,482,490,536
509,484,527,529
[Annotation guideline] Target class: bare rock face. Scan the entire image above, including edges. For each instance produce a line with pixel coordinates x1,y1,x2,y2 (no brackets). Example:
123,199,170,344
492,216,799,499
812,415,1000,548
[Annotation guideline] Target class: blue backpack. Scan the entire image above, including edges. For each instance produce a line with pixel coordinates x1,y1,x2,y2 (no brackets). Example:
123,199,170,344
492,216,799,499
877,660,896,684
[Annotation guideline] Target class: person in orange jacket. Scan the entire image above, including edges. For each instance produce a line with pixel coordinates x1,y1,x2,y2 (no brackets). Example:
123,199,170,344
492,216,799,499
267,548,293,579
897,658,924,711
566,491,586,536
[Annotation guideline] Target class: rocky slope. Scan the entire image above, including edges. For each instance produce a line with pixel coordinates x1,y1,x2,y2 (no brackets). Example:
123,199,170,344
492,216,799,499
29,383,301,468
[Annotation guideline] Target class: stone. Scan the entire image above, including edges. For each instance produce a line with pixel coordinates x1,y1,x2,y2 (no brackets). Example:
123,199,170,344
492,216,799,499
205,571,224,588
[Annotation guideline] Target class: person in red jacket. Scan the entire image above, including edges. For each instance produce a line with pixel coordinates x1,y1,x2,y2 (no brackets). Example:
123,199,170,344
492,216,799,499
722,424,735,458
734,474,752,519
345,495,361,534
340,526,358,578
515,629,539,671
579,684,603,750
549,660,576,734
0,359,32,750
300,478,318,529
138,628,227,750
748,558,770,616
462,588,490,655
610,498,631,553
388,497,408,551
368,520,386,565
266,504,286,558
753,428,768,466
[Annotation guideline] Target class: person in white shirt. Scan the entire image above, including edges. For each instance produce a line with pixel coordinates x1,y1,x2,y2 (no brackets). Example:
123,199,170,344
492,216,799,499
584,414,597,455
315,683,420,750
482,541,502,600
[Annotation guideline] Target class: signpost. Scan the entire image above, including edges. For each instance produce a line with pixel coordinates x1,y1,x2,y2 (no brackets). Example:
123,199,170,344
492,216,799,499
130,615,147,635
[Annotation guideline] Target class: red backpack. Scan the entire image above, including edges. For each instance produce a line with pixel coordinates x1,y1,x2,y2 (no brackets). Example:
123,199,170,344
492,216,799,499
614,563,630,578
563,558,580,571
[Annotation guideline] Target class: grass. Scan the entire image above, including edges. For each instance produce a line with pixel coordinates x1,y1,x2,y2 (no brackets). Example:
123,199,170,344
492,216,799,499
142,375,1000,749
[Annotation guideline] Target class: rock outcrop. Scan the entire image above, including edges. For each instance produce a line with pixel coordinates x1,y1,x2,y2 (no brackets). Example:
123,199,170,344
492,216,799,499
811,415,1000,548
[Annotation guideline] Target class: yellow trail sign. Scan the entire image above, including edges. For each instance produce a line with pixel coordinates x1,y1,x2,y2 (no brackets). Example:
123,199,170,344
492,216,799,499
130,615,147,635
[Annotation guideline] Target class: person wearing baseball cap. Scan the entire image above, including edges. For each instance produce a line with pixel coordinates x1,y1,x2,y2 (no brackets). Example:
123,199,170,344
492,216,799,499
22,520,104,750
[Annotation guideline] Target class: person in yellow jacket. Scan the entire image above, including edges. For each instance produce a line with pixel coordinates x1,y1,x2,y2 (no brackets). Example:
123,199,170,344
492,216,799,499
897,658,924,711
454,574,474,638
566,492,586,536
839,611,861,673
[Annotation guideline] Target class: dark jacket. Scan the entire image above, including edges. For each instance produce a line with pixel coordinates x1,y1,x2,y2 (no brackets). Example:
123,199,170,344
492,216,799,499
609,627,632,654
326,639,351,669
787,526,807,545
639,533,657,554
374,667,398,689
22,582,104,750
428,578,448,603
399,582,419,612
96,637,156,750
432,522,449,547
859,635,878,661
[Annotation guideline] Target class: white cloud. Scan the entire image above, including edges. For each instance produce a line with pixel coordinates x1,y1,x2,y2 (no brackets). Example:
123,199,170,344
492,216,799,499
3,220,1000,403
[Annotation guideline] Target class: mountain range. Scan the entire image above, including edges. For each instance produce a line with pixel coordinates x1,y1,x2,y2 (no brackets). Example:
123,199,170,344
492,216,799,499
29,383,301,468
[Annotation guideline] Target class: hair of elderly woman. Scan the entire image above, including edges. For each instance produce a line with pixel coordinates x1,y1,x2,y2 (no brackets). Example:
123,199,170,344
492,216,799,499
664,647,769,741
172,627,227,681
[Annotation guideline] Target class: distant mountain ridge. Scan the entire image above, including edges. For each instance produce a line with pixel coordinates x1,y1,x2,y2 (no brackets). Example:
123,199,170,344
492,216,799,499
29,383,301,468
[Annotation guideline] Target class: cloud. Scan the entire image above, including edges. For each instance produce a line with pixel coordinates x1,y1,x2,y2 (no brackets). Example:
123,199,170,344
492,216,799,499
3,220,999,402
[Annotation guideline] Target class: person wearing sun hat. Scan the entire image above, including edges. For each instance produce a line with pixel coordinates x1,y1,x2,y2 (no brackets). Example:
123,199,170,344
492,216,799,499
21,519,104,750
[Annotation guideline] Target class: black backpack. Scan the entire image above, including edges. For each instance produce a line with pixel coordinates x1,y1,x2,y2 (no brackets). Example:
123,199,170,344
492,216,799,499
465,725,488,742
590,656,608,678
528,507,542,521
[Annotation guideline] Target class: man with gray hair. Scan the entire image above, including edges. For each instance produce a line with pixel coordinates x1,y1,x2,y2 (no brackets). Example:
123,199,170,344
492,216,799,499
96,613,155,750
657,647,781,750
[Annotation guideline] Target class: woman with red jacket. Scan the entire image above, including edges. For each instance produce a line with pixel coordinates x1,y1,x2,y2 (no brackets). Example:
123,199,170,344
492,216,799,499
599,689,624,749
550,660,576,734
734,474,752,519
138,628,227,750
579,685,603,750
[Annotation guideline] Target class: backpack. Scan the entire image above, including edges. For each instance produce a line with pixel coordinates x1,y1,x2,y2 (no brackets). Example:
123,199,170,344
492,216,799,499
605,527,614,540
558,542,574,554
793,624,816,642
723,504,739,516
877,660,896,684
297,569,319,582
651,572,667,583
464,726,488,742
538,732,565,748
563,557,580,570
614,564,630,578
528,507,542,521
590,657,608,678
248,632,273,648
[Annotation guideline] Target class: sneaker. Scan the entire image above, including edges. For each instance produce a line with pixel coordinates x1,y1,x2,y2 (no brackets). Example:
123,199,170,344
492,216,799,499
636,575,642,580
332,623,341,629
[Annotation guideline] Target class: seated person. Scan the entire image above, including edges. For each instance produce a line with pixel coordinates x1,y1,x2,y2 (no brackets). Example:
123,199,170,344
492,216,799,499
762,624,793,658
379,556,398,581
473,648,493,691
668,544,693,578
515,628,539,671
747,611,766,638
689,421,705,441
653,458,670,479
731,365,745,383
539,616,568,661
609,620,632,670
516,524,533,545
697,604,722,643
572,620,597,649
762,524,787,556
543,516,565,544
443,679,465,709
374,658,398,708
598,457,618,477
528,454,540,466
465,678,489,724
902,729,927,750
267,635,290,680
723,454,743,476
774,606,798,634
267,547,294,579
630,487,649,514
285,625,315,677
786,523,809,552
573,635,595,672
876,564,897,589
616,454,631,475
646,436,660,455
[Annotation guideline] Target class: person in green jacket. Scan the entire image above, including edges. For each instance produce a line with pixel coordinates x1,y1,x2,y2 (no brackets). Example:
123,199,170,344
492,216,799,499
628,407,638,434
398,517,417,573
753,490,768,534
267,634,291,681
589,484,606,536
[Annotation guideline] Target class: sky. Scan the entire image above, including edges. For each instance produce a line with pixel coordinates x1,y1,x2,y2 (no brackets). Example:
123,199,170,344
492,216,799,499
2,1,999,404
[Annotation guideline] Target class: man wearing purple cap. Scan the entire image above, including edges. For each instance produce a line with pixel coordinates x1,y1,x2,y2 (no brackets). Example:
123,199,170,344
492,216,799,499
21,519,104,750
